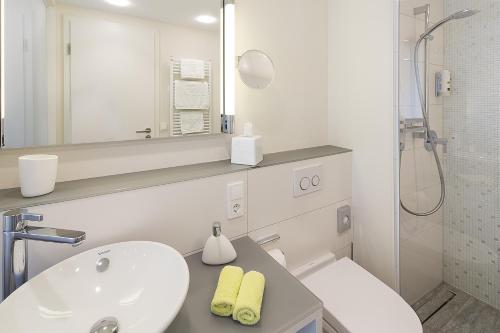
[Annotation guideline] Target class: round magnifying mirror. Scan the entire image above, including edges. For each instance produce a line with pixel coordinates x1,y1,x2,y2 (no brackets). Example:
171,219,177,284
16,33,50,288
238,50,275,89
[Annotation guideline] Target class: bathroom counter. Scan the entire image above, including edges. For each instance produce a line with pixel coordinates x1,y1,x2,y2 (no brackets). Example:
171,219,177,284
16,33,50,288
0,145,351,211
166,237,323,333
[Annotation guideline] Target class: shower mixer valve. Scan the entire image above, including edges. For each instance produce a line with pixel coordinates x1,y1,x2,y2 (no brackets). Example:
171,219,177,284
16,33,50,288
424,130,448,153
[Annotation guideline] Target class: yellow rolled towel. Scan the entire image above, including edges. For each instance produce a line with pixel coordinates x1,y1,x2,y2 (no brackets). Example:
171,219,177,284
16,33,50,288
233,271,266,326
210,266,244,317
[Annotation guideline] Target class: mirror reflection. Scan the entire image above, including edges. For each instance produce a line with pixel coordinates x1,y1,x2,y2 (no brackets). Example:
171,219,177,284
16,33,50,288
2,0,222,149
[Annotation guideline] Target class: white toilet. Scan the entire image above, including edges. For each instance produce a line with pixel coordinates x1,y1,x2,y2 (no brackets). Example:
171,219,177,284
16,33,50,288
290,253,423,333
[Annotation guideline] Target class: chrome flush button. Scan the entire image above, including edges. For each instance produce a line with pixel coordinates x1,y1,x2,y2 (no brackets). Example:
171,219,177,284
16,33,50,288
300,177,311,190
311,175,320,186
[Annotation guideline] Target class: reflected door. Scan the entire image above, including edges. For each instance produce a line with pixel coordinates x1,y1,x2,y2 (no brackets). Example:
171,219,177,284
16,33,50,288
65,17,157,144
4,0,48,148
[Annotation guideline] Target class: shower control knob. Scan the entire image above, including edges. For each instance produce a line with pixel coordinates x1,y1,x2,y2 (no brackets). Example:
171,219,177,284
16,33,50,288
300,177,311,190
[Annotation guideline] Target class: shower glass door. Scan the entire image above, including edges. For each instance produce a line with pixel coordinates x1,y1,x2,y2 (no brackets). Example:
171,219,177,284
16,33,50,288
399,0,500,327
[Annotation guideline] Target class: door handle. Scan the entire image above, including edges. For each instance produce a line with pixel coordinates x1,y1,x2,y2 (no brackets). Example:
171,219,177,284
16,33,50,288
136,128,152,134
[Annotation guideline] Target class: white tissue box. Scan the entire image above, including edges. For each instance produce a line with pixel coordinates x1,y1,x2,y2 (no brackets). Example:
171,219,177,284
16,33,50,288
231,136,263,166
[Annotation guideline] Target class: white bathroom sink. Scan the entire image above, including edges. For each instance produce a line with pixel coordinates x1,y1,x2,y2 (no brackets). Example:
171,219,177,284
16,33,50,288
0,241,189,333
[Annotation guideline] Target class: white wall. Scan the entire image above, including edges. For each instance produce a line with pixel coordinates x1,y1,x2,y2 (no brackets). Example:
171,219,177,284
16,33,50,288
0,153,352,300
0,135,230,189
0,0,330,190
235,0,329,153
327,0,399,288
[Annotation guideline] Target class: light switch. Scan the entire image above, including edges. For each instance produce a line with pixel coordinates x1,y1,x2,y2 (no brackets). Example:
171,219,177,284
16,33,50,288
227,181,245,219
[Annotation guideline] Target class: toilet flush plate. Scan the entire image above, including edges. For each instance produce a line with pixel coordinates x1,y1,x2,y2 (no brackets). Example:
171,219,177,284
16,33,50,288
337,205,351,233
293,164,323,197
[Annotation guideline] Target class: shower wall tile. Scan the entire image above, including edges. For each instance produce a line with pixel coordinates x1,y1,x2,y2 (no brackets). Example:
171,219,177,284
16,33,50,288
415,147,442,190
400,221,444,305
401,148,418,195
443,0,500,310
429,105,444,137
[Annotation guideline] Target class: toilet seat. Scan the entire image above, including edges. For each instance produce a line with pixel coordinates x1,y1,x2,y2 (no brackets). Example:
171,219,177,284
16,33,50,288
296,256,422,333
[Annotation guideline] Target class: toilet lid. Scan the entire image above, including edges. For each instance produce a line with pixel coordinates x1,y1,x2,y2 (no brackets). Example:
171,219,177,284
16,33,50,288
299,258,422,333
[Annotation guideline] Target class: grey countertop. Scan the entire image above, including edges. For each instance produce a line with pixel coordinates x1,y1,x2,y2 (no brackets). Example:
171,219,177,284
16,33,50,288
0,145,351,211
166,237,323,333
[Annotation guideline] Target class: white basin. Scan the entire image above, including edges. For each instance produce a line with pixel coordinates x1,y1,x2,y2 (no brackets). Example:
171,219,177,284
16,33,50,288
0,241,189,332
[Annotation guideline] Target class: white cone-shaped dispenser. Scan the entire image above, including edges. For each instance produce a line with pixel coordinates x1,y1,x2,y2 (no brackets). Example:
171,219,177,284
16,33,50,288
202,222,237,265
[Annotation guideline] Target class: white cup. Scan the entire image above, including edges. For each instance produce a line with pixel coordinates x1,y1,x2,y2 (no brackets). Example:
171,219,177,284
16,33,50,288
18,155,58,197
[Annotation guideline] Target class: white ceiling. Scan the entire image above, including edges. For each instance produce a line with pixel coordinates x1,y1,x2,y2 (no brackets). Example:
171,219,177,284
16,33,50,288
55,0,221,30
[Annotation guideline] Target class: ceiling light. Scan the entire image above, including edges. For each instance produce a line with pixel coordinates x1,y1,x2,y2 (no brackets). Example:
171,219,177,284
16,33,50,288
105,0,132,7
196,15,217,24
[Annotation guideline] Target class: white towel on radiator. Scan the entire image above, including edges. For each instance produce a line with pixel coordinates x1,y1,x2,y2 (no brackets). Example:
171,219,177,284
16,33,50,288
180,111,205,134
180,59,205,79
175,80,210,110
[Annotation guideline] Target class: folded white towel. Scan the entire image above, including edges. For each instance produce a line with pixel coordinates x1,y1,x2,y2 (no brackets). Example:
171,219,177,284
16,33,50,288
181,59,205,79
175,80,210,110
181,111,205,134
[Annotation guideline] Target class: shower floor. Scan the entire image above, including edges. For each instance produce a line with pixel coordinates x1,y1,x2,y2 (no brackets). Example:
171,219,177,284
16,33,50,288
412,283,500,332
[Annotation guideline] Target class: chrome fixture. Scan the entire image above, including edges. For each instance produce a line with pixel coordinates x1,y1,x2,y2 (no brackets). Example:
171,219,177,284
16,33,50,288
136,128,152,139
255,234,280,246
212,222,222,237
221,114,235,134
2,209,86,300
90,317,119,333
96,257,111,273
400,6,479,217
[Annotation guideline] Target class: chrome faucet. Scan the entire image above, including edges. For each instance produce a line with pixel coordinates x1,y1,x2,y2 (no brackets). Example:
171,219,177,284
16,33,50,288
2,209,86,300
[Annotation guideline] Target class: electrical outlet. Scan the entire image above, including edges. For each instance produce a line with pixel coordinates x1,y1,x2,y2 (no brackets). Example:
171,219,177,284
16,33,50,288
227,181,245,219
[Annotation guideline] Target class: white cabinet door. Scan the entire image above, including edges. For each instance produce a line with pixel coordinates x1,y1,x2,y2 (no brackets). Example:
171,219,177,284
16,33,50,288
65,17,156,144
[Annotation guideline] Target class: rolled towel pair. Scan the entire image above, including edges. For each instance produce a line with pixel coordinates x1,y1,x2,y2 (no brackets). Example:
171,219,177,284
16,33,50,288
210,266,266,326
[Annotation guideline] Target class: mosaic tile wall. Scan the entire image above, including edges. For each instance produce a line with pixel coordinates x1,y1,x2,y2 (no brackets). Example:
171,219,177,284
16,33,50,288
443,0,500,310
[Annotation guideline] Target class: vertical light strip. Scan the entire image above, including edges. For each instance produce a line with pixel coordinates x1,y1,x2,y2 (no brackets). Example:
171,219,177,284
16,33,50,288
223,0,235,116
1,0,4,121
220,4,224,117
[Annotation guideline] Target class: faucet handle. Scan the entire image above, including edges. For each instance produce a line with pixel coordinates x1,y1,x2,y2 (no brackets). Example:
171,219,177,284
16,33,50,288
3,209,43,231
20,212,43,222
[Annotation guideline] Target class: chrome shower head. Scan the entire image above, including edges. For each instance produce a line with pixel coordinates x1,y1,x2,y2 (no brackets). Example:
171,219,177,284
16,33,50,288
451,9,480,20
418,8,480,42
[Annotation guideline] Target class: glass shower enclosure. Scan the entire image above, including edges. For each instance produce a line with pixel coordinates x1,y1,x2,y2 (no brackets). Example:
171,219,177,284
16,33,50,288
399,0,500,328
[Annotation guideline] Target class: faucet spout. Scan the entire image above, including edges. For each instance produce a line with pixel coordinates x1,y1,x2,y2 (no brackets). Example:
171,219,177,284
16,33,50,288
15,227,86,245
2,209,87,300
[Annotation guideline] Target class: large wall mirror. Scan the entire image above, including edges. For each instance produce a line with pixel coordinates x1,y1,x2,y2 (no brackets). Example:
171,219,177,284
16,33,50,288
1,0,225,149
